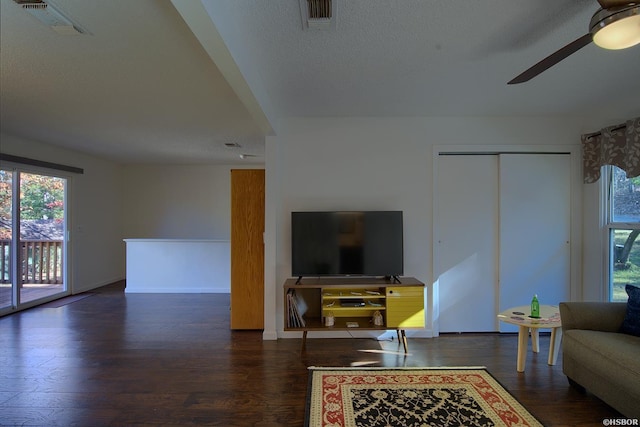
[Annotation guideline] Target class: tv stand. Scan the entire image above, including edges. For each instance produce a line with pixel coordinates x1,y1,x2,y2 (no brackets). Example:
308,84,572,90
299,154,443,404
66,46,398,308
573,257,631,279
284,276,425,353
297,275,401,284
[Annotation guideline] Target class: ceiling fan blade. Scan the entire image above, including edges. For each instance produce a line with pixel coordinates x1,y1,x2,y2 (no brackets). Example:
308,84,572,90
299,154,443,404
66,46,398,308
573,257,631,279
597,0,633,8
508,33,593,84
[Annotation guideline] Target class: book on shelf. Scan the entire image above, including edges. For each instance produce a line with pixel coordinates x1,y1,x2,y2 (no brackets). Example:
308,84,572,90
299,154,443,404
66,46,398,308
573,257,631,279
286,289,306,328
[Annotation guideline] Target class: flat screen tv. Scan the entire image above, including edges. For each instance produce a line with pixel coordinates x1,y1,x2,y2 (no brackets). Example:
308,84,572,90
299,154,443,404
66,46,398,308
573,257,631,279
291,211,403,278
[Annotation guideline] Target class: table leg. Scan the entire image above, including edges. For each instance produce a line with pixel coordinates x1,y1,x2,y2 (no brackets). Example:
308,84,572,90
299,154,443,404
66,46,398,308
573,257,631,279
531,328,540,353
301,330,307,352
548,327,563,365
517,325,528,372
400,329,408,354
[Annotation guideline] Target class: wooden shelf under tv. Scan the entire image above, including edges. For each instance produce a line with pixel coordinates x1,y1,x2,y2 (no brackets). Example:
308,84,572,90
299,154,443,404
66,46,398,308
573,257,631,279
283,276,425,353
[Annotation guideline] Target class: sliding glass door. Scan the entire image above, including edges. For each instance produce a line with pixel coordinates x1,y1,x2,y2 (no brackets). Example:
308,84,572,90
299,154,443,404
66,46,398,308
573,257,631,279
0,168,68,315
0,169,13,312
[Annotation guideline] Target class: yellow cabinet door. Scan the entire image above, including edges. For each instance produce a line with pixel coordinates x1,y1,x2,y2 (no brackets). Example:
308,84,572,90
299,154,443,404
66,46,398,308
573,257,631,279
386,287,424,328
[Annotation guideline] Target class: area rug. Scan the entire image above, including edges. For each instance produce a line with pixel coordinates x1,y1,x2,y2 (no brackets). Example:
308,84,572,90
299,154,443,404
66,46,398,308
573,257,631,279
305,367,542,427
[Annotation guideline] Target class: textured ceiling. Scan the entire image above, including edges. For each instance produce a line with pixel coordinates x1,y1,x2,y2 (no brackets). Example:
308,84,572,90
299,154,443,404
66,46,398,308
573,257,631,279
202,0,640,118
1,0,639,164
0,0,266,164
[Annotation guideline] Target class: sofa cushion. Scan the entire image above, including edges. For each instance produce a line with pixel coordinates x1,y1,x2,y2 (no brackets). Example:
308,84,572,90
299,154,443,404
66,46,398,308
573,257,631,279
621,284,640,337
563,329,640,419
564,329,640,377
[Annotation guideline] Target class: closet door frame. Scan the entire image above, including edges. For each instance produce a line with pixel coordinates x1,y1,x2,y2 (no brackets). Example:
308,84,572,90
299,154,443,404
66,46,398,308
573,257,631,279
431,144,582,336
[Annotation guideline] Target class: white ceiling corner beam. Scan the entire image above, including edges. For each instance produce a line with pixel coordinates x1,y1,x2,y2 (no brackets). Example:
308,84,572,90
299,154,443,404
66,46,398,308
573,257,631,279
170,0,275,136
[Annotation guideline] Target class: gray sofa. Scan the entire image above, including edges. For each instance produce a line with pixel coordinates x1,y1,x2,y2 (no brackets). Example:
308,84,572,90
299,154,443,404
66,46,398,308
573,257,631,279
559,302,640,418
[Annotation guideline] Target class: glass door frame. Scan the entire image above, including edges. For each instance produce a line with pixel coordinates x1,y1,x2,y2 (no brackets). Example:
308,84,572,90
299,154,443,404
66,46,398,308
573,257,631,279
0,163,71,316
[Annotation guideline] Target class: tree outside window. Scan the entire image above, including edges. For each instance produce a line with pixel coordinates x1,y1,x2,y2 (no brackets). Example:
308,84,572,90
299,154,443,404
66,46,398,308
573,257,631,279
610,167,640,302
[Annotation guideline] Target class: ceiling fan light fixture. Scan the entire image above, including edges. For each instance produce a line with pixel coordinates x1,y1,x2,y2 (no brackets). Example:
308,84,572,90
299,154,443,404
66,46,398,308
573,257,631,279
590,5,640,49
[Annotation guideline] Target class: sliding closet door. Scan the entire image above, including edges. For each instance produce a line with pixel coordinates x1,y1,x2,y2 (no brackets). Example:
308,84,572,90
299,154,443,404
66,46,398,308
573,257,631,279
435,152,571,333
498,154,570,332
435,155,499,333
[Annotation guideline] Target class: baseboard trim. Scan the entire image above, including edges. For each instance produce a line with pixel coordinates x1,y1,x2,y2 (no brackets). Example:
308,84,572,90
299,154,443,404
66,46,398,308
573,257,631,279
124,287,230,293
73,276,125,294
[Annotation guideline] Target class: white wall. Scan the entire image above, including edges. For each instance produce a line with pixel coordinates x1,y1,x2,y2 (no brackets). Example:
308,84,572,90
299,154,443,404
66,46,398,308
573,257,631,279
124,239,230,293
0,132,124,293
121,164,261,239
122,164,228,239
264,116,603,340
121,164,264,294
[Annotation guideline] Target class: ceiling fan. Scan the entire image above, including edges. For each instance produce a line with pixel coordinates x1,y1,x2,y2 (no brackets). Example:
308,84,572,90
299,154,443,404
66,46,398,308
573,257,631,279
508,0,640,84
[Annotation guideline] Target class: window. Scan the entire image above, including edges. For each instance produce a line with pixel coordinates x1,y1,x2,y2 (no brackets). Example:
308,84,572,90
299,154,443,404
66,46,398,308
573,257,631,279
607,166,640,302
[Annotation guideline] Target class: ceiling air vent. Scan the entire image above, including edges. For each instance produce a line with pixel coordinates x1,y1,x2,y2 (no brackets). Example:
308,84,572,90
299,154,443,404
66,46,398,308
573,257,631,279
299,0,336,31
13,0,86,35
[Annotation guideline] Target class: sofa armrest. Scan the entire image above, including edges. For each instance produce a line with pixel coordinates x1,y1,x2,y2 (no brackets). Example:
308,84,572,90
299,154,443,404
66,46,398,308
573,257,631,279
559,302,627,332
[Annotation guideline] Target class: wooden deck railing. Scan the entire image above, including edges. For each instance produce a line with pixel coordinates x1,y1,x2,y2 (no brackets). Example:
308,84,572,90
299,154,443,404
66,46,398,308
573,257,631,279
0,240,63,284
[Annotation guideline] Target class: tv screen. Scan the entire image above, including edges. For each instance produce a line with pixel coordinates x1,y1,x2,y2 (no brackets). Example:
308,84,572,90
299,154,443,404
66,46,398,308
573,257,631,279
291,211,403,277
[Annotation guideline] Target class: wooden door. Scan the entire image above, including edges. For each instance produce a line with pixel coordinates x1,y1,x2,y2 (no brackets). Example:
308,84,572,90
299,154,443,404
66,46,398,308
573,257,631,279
230,169,265,329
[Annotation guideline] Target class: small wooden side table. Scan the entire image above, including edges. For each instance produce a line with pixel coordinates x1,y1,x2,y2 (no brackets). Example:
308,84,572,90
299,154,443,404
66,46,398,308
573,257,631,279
497,305,562,372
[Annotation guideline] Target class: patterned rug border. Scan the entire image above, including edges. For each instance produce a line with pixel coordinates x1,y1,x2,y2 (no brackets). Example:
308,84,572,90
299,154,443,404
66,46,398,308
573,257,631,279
305,366,543,427
308,366,487,371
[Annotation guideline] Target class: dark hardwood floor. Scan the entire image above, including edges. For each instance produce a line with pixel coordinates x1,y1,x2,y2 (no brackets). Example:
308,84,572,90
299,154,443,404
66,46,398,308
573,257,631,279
0,281,621,426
